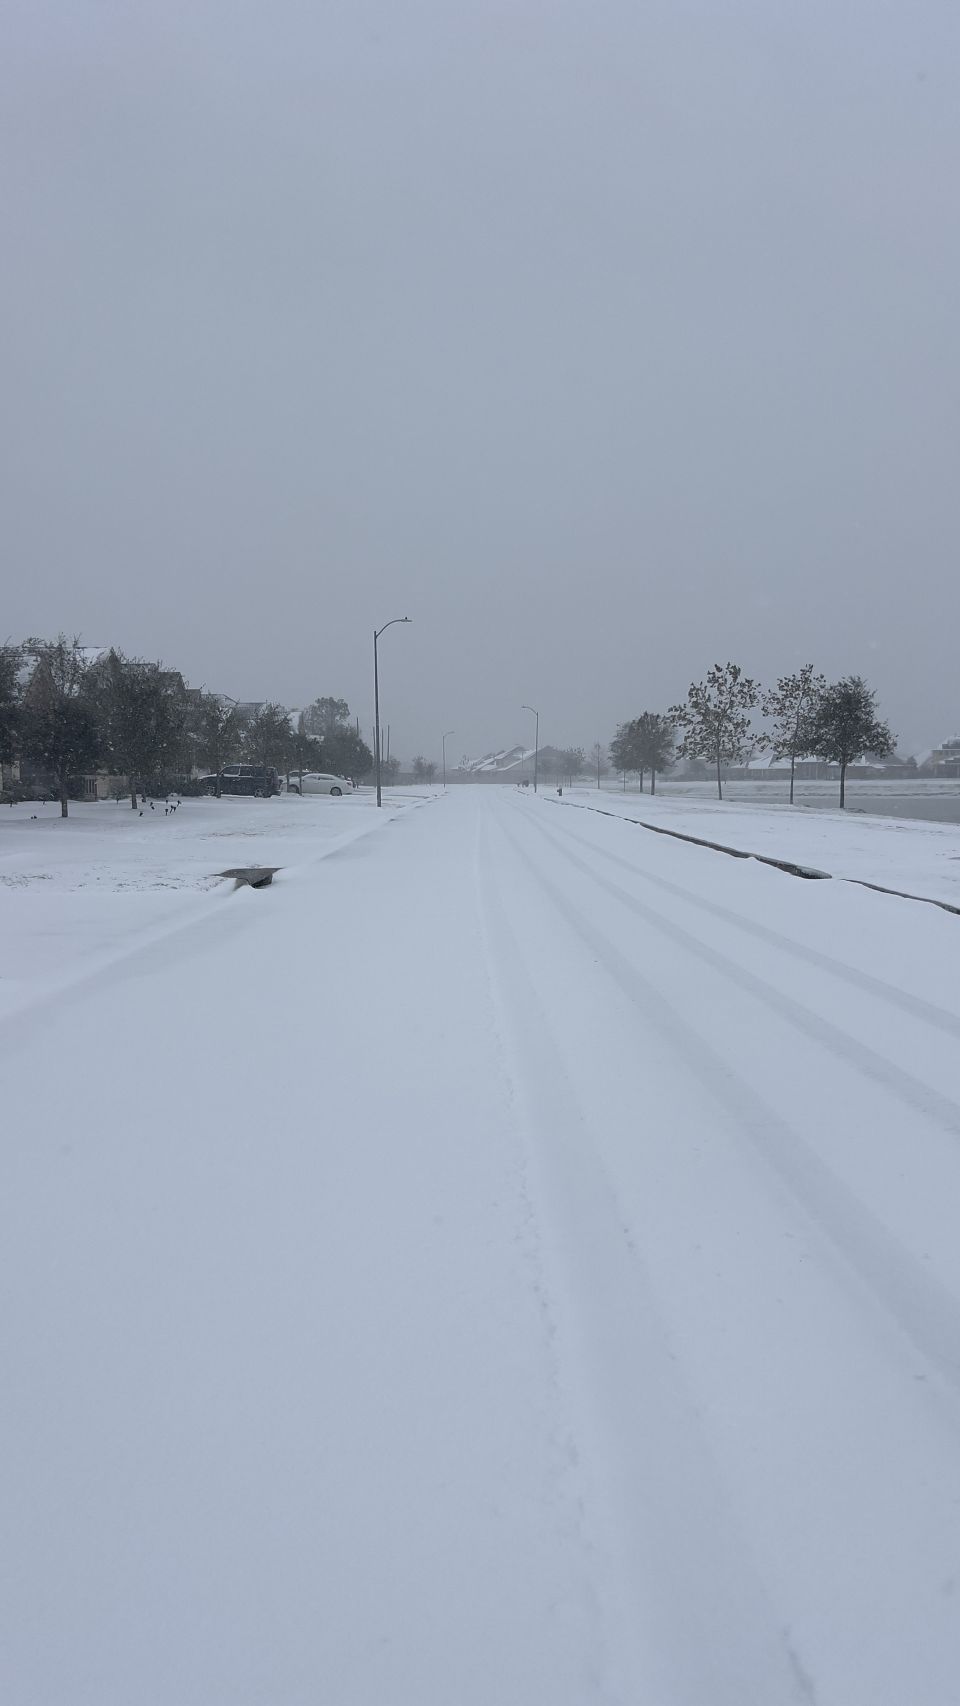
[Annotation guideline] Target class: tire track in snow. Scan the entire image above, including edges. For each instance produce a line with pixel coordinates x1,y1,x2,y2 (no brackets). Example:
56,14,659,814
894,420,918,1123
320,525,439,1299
529,800,960,1042
519,802,960,1141
469,811,617,1706
477,811,818,1706
495,810,960,1400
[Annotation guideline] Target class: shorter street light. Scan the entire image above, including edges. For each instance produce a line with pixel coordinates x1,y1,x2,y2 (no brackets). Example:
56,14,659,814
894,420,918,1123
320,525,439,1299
522,704,540,793
442,730,454,790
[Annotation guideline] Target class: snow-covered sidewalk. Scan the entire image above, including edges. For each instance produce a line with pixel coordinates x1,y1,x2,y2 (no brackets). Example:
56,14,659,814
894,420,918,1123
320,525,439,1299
560,782,960,909
3,786,960,1704
0,790,432,1018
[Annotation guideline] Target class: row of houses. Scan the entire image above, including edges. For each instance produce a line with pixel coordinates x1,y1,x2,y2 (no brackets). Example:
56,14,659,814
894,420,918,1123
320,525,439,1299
727,741,960,782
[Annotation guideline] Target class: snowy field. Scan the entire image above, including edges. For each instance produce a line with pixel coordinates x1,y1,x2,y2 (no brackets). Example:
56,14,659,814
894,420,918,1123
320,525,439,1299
560,783,960,910
3,785,960,1704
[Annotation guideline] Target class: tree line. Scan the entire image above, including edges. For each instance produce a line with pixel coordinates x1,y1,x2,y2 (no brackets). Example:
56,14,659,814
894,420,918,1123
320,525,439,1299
0,639,375,816
610,664,894,806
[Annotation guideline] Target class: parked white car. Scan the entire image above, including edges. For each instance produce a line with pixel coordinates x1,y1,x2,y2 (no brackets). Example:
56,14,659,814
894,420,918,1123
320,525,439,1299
286,772,355,796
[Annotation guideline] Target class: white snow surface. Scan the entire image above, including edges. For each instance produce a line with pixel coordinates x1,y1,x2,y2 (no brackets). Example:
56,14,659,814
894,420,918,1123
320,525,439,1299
3,786,960,1704
562,783,960,908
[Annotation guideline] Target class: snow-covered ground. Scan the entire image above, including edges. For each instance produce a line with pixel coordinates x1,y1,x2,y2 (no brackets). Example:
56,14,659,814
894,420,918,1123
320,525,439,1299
560,783,960,909
3,786,960,1703
0,790,433,1019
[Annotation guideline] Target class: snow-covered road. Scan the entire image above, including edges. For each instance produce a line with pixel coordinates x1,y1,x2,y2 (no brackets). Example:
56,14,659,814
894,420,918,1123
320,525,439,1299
4,787,960,1704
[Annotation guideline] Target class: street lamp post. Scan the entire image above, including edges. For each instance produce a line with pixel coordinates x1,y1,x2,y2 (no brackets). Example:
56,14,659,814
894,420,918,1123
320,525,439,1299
374,618,411,807
442,730,454,790
522,704,539,793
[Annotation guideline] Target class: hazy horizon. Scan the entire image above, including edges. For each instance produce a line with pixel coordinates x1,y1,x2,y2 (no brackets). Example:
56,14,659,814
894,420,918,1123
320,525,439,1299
4,1,958,762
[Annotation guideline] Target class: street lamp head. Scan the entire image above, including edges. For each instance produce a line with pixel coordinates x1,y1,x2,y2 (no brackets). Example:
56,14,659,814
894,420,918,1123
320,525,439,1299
375,615,413,639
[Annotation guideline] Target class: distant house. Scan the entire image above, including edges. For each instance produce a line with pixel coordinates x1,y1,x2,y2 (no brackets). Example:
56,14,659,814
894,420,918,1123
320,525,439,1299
919,737,960,777
461,745,531,774
457,745,536,781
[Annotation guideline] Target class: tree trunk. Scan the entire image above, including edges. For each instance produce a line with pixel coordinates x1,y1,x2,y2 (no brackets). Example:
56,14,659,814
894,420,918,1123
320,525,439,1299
716,747,723,800
130,782,138,809
639,768,645,793
59,773,69,818
651,768,656,795
839,762,846,808
789,753,795,805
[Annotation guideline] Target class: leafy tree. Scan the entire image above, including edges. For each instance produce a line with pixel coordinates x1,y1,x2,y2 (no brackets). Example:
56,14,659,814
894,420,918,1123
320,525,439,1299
377,754,400,787
303,696,351,742
613,719,671,798
670,663,759,800
638,714,675,795
286,713,323,785
609,714,674,793
322,725,373,785
761,665,826,804
563,746,585,783
540,745,584,785
88,650,185,808
412,755,437,783
193,694,245,796
19,636,100,816
0,643,21,763
244,702,295,775
609,724,639,787
808,676,895,807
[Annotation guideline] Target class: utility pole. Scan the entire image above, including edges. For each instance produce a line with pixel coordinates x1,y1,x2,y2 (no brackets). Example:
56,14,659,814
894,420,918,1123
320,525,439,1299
522,704,540,793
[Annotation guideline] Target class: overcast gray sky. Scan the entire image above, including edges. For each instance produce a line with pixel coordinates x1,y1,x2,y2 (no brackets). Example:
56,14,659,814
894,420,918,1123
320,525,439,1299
3,0,958,762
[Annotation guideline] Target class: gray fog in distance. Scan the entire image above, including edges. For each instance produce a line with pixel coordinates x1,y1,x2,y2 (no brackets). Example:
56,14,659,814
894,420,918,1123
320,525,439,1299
3,1,958,761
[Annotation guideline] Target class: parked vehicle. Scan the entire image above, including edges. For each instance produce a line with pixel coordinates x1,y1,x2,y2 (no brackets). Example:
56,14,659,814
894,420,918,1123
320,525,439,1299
199,765,280,797
285,772,354,796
